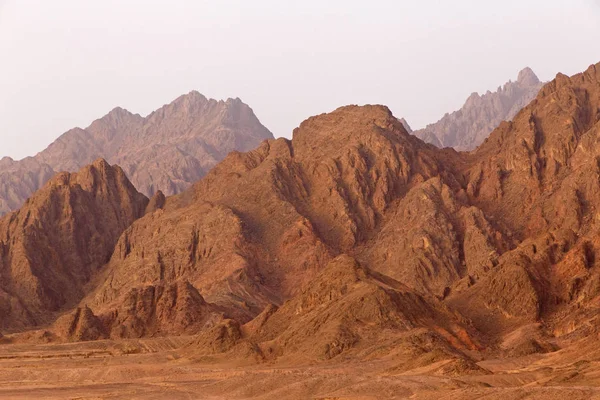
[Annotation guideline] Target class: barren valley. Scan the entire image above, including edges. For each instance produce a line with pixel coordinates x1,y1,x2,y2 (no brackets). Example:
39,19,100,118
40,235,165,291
2,335,600,399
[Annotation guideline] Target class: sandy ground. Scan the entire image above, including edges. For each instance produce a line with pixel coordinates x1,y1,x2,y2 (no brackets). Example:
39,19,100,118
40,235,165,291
2,338,600,399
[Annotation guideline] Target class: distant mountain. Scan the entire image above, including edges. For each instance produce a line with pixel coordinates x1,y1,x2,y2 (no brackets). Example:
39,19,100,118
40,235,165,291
0,92,273,215
0,156,55,214
3,63,600,393
412,67,544,150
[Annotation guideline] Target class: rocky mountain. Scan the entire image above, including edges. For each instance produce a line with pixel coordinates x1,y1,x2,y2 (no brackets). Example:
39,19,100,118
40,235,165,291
413,67,544,150
0,159,148,331
2,63,600,382
0,92,273,215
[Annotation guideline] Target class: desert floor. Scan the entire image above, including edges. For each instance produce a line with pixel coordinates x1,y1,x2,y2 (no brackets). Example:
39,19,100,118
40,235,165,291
2,337,600,399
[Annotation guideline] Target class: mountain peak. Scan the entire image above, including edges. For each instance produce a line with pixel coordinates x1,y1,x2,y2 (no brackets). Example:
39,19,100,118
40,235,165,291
108,106,132,116
90,157,111,170
335,104,394,120
102,106,137,121
293,104,397,144
226,97,243,104
93,107,141,133
517,67,540,85
159,91,210,114
182,90,209,104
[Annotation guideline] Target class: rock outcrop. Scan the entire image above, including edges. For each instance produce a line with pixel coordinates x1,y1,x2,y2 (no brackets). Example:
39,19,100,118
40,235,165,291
97,280,226,338
238,255,480,362
53,306,107,342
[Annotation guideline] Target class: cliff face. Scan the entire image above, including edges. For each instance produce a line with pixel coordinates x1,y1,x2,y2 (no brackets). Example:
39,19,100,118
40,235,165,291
0,92,273,215
413,67,544,151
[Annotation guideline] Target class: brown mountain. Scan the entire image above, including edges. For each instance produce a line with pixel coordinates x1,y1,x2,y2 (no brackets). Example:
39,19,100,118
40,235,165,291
413,67,544,150
0,92,273,215
2,62,600,398
0,159,148,331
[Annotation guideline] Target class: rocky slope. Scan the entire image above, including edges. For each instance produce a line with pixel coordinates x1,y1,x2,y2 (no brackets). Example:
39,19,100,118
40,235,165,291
2,63,600,377
413,67,545,150
0,92,273,215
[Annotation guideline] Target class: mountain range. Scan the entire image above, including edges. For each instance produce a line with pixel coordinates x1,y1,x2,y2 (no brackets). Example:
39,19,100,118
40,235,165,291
2,63,600,398
0,69,542,217
0,91,273,215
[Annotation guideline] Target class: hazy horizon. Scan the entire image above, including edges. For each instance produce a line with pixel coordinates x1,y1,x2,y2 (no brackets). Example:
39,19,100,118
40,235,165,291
2,0,600,160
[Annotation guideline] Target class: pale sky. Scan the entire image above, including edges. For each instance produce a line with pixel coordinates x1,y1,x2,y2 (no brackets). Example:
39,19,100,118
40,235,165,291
1,0,600,160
